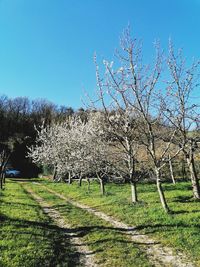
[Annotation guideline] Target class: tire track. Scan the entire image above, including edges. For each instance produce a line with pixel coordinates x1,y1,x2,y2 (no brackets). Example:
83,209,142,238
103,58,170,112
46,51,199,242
23,185,98,267
38,183,195,267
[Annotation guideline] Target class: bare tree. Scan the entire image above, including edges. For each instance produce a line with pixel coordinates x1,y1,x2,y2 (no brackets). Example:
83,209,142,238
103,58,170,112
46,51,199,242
164,41,200,199
93,28,182,212
97,108,141,202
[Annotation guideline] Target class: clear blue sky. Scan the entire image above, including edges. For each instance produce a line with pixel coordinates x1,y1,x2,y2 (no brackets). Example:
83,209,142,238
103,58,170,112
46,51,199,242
0,0,199,109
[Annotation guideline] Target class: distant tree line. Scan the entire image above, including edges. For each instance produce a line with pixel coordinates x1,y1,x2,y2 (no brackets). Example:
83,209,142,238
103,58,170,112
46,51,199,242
0,95,77,188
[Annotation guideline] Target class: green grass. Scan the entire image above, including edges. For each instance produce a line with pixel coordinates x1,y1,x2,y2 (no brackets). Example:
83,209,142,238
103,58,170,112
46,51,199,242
38,178,200,266
2,178,200,266
0,181,79,267
25,182,151,267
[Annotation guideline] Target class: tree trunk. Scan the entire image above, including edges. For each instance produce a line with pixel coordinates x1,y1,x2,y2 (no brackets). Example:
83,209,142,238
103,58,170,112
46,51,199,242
0,166,4,190
96,172,106,195
79,176,83,187
130,181,138,203
99,178,105,195
168,155,176,184
0,153,9,189
3,173,5,184
182,159,186,180
56,175,62,182
0,175,3,190
186,156,200,199
52,167,57,181
87,178,90,192
127,150,138,203
155,168,170,213
68,172,72,185
0,170,4,189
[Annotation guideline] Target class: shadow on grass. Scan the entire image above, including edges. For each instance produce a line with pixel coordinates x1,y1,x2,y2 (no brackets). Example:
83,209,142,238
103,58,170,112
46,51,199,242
170,209,200,215
0,214,81,267
132,222,200,235
0,199,39,208
8,178,40,183
173,195,200,204
0,212,160,263
163,183,192,192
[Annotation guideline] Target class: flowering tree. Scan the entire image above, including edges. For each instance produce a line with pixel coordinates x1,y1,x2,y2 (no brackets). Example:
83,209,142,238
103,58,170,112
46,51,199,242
28,112,111,194
66,112,111,194
28,117,81,182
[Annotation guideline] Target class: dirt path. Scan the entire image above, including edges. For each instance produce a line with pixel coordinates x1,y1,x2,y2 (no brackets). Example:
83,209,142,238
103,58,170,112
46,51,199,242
36,183,195,267
23,185,98,267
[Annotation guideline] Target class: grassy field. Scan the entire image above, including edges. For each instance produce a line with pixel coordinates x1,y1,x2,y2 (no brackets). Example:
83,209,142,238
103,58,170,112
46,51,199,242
0,180,79,267
0,180,151,267
37,178,200,266
1,178,200,266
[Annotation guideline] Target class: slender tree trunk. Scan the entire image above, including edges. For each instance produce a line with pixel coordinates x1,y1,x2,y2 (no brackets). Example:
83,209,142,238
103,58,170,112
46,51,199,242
0,153,9,189
127,150,138,203
79,175,83,187
99,178,105,195
52,167,57,181
86,177,90,192
168,155,176,184
96,172,106,195
56,175,62,182
155,168,170,213
68,172,72,184
0,165,4,190
3,173,5,184
130,181,138,203
182,160,186,180
186,156,200,199
0,174,3,190
0,170,4,189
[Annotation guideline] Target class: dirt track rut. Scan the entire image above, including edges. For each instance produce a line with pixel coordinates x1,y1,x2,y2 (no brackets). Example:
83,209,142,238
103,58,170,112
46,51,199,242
38,183,195,267
23,186,98,267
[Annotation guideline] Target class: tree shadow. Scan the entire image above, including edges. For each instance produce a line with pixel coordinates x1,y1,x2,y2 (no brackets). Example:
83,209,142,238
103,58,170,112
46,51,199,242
9,178,40,183
173,195,197,203
0,214,81,267
0,199,39,208
161,182,192,192
0,214,145,267
132,222,200,235
170,209,200,214
0,212,161,264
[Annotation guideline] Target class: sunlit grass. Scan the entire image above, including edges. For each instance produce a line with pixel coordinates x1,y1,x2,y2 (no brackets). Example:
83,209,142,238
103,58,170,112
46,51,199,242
39,178,200,266
27,183,151,267
0,181,77,267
